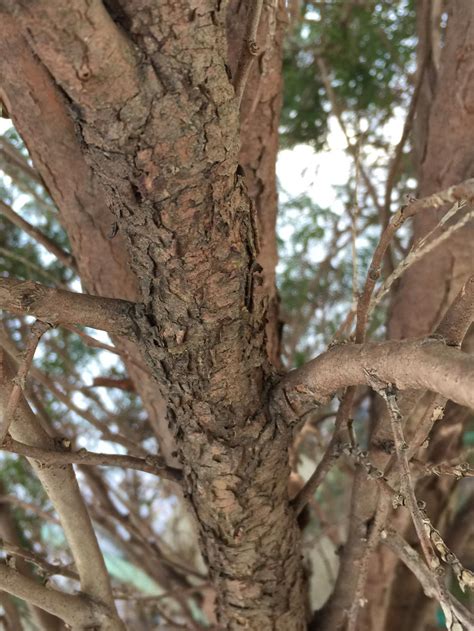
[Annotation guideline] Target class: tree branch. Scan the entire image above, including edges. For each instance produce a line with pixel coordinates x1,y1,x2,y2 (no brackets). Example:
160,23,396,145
274,338,474,420
0,278,139,336
382,529,474,630
0,320,51,443
0,347,122,623
0,200,76,270
2,436,182,484
0,562,107,629
356,178,474,342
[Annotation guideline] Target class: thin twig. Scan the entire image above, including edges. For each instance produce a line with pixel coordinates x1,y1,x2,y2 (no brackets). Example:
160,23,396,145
346,495,391,631
0,538,79,581
378,386,439,571
370,207,474,313
355,179,474,342
0,320,51,443
316,55,384,221
0,495,59,525
382,529,474,630
292,391,353,515
0,200,76,270
382,53,427,227
2,436,182,483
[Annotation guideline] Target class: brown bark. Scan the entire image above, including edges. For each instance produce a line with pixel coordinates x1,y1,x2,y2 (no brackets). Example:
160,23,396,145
366,2,474,629
319,4,474,628
2,1,307,628
227,0,287,367
389,1,474,340
0,278,137,336
0,14,175,463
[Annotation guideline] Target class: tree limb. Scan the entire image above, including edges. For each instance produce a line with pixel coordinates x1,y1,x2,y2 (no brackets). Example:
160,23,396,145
274,338,474,420
0,562,108,629
2,436,182,484
0,278,139,336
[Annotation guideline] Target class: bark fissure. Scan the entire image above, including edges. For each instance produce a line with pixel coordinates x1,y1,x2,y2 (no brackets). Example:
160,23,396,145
6,2,307,627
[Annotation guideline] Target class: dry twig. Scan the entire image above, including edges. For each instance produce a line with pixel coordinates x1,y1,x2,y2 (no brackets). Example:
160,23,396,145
0,319,51,443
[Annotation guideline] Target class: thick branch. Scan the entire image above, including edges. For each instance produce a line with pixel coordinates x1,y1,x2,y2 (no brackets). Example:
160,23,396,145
0,562,106,629
0,278,138,336
275,338,474,417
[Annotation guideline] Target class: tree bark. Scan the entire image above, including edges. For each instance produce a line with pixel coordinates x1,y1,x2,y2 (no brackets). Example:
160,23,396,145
2,1,307,628
364,3,474,629
0,14,175,462
227,0,287,367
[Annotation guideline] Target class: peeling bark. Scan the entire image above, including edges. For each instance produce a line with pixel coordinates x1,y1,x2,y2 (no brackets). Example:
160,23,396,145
2,1,308,627
0,13,176,463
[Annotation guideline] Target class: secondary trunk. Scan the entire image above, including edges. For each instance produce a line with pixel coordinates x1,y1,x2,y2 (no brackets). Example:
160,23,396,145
365,2,474,629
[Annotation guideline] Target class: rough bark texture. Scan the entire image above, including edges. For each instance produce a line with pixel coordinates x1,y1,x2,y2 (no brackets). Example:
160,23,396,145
0,15,175,462
2,2,307,628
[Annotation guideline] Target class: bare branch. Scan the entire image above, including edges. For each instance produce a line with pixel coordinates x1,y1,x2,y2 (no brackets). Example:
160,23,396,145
0,320,51,443
0,562,106,629
274,338,474,421
0,538,79,582
378,386,439,571
371,208,474,312
0,200,76,270
0,278,138,336
356,178,474,342
382,529,474,630
0,347,121,620
2,436,182,484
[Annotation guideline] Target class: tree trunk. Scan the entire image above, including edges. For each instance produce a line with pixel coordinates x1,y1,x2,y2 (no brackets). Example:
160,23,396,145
0,15,177,464
1,2,307,628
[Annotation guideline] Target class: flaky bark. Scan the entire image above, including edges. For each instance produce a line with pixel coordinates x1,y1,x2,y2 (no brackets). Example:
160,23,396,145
0,14,175,462
2,2,307,628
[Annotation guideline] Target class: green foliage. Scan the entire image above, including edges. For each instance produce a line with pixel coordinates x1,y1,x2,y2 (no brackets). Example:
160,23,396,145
281,0,416,149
